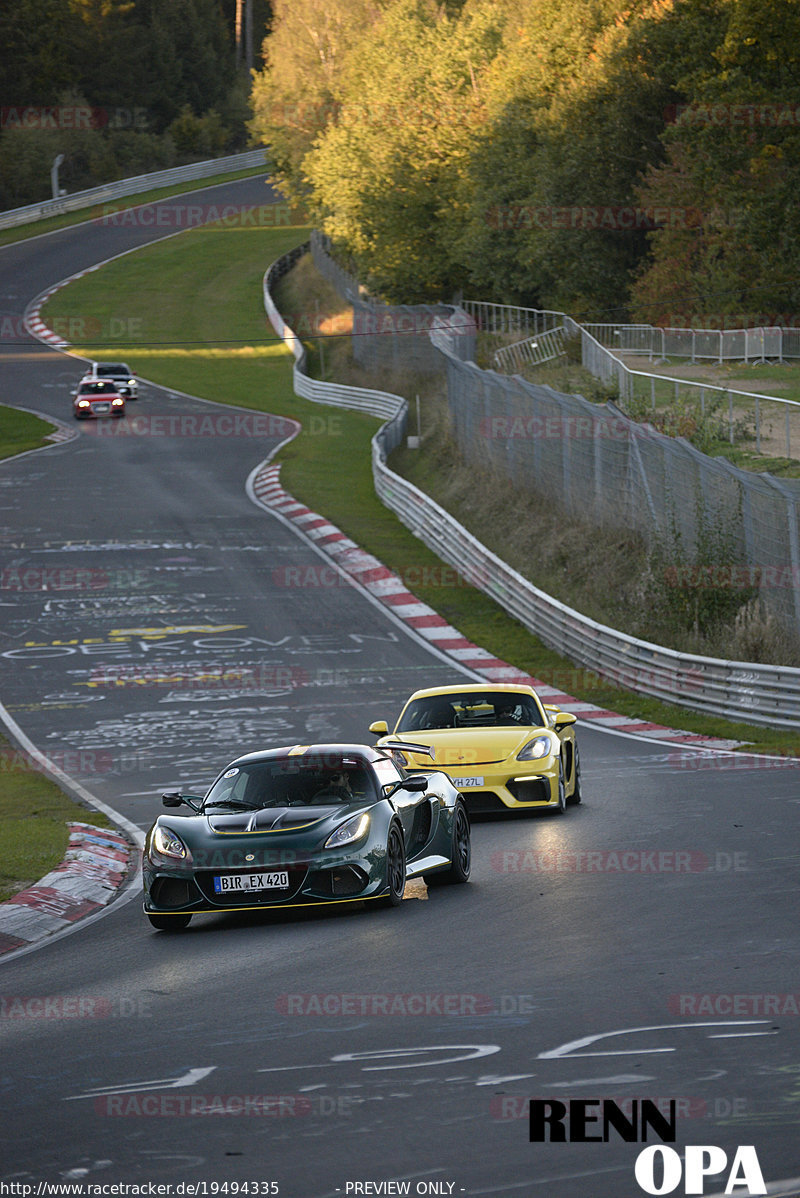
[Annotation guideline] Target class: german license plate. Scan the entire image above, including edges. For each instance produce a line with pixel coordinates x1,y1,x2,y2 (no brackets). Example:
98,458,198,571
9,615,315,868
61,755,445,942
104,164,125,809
452,776,484,787
214,871,289,893
93,403,110,414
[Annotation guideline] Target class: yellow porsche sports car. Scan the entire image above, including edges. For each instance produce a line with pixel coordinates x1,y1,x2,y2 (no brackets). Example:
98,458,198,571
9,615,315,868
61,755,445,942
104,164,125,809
370,683,581,814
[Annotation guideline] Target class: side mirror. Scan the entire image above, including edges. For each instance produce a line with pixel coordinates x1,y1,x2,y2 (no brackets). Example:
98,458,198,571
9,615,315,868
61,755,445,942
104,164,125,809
162,791,203,811
383,774,429,799
369,720,389,735
402,775,429,791
553,712,577,731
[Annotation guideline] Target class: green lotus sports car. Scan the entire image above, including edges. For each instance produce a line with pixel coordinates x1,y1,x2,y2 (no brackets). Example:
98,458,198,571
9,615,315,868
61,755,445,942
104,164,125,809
143,741,471,930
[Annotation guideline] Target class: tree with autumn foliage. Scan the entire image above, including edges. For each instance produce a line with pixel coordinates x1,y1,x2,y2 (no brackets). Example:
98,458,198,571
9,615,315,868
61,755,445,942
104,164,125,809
631,0,800,327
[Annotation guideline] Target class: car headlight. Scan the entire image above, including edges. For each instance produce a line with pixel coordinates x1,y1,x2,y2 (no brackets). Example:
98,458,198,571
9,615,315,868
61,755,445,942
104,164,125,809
153,825,187,859
112,397,124,406
325,812,370,849
517,735,554,761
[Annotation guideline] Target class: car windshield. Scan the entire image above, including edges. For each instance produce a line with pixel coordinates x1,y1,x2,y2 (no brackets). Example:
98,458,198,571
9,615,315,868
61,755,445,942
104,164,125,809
203,755,377,810
79,381,116,394
396,692,544,731
96,363,128,375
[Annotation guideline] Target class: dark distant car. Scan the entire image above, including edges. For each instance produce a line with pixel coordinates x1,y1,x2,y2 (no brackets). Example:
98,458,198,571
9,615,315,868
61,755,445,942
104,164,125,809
72,379,125,420
81,361,138,399
143,742,471,931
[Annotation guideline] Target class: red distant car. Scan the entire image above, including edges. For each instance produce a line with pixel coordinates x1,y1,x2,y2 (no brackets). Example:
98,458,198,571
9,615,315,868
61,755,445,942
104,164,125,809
72,379,126,420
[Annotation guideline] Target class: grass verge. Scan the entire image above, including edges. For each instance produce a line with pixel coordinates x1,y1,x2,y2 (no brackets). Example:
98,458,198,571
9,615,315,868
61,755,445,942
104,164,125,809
40,235,800,757
0,404,57,460
0,414,113,905
0,735,112,902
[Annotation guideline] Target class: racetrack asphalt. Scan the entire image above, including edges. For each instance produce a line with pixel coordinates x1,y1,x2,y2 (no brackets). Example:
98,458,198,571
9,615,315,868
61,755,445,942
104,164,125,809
1,176,800,1196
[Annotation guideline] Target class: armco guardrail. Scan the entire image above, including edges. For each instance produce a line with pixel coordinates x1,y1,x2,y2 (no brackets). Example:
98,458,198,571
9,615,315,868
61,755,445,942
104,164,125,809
264,247,800,729
263,245,407,425
0,149,268,231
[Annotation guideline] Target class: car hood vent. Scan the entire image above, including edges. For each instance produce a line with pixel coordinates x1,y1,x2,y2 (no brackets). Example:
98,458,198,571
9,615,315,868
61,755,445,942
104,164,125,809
208,806,338,834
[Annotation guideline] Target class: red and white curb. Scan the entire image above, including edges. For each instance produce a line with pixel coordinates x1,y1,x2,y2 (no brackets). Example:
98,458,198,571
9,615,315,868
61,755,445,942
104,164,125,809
251,462,743,753
0,823,133,956
25,269,101,351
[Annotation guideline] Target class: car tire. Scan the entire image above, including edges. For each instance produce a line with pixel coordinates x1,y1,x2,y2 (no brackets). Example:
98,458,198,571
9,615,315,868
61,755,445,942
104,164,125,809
147,913,192,931
552,761,567,815
380,823,406,907
566,742,582,806
426,801,471,885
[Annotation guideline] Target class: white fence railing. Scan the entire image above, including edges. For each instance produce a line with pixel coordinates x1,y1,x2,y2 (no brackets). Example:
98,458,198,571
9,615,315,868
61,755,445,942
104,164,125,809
585,322,800,363
493,325,568,372
0,149,268,231
265,249,800,729
463,301,800,459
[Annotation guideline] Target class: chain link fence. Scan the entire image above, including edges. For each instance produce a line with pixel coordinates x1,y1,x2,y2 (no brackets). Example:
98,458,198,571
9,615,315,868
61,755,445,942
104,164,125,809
311,230,472,374
432,312,800,634
311,239,800,636
262,248,800,724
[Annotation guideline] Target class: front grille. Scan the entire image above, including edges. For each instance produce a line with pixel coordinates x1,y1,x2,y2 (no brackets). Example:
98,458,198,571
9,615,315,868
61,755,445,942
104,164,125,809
306,866,370,897
462,792,513,814
194,867,308,905
507,779,551,804
150,878,195,909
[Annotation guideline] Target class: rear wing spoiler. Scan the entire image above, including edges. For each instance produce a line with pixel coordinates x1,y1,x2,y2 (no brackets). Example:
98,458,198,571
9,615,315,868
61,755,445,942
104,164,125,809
379,739,435,761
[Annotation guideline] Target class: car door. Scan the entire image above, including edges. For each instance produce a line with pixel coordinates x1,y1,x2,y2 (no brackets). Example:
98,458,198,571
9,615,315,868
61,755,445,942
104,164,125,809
372,757,438,854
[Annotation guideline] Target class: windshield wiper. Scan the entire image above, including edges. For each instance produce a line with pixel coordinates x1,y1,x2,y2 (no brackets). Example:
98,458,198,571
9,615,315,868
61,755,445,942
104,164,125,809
203,799,259,811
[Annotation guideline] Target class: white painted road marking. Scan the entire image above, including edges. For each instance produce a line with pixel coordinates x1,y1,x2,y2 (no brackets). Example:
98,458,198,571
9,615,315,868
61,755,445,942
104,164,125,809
538,1020,774,1059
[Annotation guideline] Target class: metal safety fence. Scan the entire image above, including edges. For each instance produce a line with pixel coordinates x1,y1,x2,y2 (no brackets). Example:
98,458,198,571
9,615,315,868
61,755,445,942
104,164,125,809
461,301,800,460
433,310,800,635
584,322,800,363
0,149,269,231
310,231,468,374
